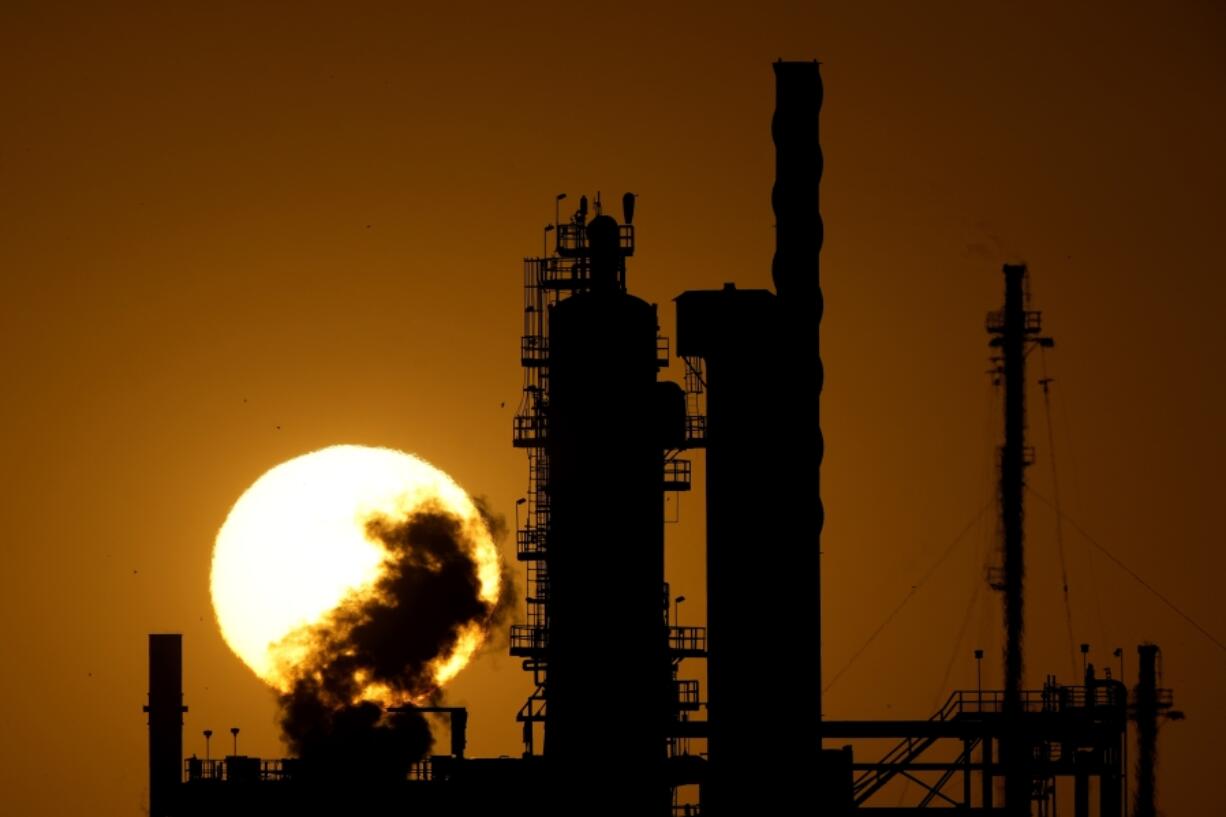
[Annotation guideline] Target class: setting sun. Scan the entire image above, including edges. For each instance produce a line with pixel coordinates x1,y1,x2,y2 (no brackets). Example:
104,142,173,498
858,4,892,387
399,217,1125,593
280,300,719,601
210,445,501,703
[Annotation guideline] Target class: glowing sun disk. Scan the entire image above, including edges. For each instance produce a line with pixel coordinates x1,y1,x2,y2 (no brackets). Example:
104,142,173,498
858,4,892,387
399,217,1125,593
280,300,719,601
210,445,500,700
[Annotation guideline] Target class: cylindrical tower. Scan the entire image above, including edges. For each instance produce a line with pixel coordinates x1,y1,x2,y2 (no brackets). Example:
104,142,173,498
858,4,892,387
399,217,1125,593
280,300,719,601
544,215,672,815
771,56,825,753
1133,644,1160,817
674,59,825,816
145,634,186,817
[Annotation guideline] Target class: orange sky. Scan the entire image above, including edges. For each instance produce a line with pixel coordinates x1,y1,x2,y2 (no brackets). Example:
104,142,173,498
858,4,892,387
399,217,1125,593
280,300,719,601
2,2,1223,814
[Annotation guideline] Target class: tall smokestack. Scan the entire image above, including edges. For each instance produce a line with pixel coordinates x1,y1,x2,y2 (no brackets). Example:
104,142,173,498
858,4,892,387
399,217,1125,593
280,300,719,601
144,634,186,817
674,59,824,815
771,56,824,747
1134,644,1160,817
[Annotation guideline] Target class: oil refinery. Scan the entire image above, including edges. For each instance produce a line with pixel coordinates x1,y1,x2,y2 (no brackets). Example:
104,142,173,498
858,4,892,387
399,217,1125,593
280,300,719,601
144,61,1178,817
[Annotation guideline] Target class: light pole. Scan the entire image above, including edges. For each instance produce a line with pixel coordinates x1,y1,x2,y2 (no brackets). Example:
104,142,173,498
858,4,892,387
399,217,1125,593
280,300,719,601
1080,643,1090,677
230,727,240,757
515,497,526,555
555,193,567,233
674,595,686,627
203,730,213,762
543,224,554,257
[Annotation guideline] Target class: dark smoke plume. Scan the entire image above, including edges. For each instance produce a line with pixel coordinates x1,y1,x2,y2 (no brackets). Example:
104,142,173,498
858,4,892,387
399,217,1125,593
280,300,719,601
276,500,512,780
471,494,519,646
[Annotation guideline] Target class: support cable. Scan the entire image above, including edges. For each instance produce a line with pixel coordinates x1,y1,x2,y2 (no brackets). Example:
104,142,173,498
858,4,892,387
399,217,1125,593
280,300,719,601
934,574,985,710
825,499,993,694
1026,487,1226,654
1038,347,1078,679
1053,372,1111,648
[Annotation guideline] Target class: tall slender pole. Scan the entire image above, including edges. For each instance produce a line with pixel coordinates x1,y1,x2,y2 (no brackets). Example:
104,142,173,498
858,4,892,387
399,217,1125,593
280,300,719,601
992,263,1029,816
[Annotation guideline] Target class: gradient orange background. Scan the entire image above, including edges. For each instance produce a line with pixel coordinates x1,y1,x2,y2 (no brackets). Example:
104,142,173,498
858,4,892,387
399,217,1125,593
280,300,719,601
2,2,1223,814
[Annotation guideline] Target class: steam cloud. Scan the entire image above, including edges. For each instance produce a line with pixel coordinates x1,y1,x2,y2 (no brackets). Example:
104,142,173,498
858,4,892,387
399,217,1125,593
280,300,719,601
276,500,514,780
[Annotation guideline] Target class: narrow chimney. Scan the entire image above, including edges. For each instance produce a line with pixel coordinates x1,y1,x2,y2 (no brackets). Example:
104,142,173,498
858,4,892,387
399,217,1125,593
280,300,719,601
144,634,186,817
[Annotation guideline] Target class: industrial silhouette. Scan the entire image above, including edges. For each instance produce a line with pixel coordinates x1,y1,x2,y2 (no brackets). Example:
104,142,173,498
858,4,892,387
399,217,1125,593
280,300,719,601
145,61,1178,817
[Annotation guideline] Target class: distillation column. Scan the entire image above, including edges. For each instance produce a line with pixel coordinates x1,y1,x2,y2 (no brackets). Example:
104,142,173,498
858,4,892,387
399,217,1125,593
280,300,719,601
545,213,674,816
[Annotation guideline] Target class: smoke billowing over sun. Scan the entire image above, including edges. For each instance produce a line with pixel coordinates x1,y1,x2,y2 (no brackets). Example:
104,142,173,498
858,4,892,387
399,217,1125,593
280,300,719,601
276,503,514,775
210,446,515,778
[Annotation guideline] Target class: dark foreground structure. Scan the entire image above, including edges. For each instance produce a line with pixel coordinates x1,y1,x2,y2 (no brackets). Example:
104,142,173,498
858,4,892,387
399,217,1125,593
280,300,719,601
149,62,1177,817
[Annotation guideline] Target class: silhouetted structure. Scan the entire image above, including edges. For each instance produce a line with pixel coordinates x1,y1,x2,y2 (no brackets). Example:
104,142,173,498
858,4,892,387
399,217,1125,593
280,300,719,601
673,59,825,816
145,634,186,817
1130,644,1181,817
508,184,697,817
986,264,1053,815
824,666,1126,816
1133,645,1159,817
149,61,1177,817
542,205,676,813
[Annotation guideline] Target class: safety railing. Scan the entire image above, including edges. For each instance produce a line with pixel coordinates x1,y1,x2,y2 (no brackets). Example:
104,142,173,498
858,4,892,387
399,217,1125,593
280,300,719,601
510,624,548,656
668,626,707,657
521,335,548,367
674,679,701,710
985,309,1043,334
516,526,547,560
938,684,1126,718
657,335,671,367
663,458,692,491
555,223,635,256
513,415,547,447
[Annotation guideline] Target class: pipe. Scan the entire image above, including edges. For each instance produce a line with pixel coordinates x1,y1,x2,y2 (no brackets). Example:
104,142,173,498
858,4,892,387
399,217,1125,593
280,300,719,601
1133,644,1159,817
144,634,186,817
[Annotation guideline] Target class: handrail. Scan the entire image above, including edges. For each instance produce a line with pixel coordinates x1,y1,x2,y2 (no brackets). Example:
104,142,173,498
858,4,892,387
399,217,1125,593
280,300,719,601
936,684,1127,718
668,626,707,654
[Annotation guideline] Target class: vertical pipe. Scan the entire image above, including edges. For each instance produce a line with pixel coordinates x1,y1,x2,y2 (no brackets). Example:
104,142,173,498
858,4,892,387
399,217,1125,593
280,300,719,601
1100,731,1123,817
1105,677,1129,817
982,734,994,810
1074,767,1089,817
145,634,185,817
451,709,468,759
964,739,973,807
1133,644,1159,817
676,285,785,815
